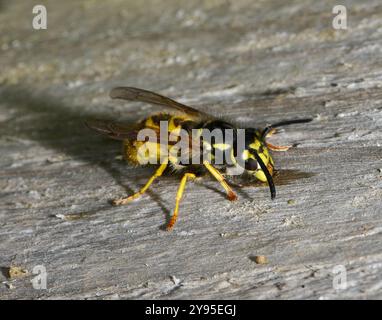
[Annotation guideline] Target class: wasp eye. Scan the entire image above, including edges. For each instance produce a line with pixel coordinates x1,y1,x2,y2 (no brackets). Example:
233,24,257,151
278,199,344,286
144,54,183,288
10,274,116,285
244,157,258,171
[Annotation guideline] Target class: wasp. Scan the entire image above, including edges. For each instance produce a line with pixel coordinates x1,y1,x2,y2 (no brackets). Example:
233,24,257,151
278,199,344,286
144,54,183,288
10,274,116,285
86,87,312,230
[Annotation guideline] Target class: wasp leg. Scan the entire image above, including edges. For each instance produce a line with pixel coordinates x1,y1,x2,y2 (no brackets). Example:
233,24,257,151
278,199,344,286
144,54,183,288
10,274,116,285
203,160,238,201
264,128,292,151
266,142,292,151
112,161,168,206
166,173,196,231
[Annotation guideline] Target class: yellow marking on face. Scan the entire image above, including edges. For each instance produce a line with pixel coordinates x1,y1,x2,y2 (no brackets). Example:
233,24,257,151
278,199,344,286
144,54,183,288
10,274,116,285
249,140,261,150
262,148,269,159
255,170,267,182
258,152,268,166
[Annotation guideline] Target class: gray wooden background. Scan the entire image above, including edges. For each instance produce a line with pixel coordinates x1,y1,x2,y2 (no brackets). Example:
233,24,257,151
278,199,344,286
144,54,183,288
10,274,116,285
0,0,381,299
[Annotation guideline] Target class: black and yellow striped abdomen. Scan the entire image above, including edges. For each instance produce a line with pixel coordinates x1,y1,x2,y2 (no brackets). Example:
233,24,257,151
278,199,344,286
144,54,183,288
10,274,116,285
122,113,195,165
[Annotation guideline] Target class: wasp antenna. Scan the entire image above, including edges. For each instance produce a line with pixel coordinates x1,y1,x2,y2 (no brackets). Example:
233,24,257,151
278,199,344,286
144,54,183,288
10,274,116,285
270,118,313,128
261,118,313,139
252,152,276,200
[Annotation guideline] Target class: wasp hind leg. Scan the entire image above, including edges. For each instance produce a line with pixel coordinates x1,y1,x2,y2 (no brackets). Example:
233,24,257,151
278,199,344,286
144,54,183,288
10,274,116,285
264,128,292,152
166,172,196,231
203,161,238,201
112,161,168,206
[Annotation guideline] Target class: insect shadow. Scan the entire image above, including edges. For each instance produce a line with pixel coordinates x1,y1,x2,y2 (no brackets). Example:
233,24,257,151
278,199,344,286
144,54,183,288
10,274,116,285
0,267,10,279
0,85,172,220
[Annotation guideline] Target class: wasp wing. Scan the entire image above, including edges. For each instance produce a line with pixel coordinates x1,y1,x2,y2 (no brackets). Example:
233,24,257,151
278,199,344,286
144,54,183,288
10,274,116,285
85,119,138,140
85,119,195,145
110,87,209,120
85,119,203,163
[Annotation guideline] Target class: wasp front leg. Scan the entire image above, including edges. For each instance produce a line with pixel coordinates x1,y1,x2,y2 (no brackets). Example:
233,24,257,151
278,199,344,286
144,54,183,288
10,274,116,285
112,161,168,205
203,160,238,201
264,128,292,152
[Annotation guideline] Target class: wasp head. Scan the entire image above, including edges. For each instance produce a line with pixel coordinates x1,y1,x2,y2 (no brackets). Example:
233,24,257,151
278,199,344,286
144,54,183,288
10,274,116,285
235,128,276,199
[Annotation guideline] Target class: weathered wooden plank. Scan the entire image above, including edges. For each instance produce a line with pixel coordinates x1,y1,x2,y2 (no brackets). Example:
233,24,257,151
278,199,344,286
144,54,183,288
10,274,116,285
0,0,382,299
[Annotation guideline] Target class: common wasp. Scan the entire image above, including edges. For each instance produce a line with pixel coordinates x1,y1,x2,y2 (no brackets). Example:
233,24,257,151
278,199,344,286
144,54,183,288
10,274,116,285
86,87,312,230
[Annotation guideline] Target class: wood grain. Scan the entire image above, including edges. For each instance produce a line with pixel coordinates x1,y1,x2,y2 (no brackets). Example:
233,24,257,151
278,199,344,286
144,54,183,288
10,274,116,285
0,0,381,299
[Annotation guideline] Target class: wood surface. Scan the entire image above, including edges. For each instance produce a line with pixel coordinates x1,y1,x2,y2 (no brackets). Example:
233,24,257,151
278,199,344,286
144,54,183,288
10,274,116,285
0,0,381,299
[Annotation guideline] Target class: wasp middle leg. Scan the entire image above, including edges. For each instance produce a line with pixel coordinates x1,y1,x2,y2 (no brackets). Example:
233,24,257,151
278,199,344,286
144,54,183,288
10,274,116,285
203,160,238,201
